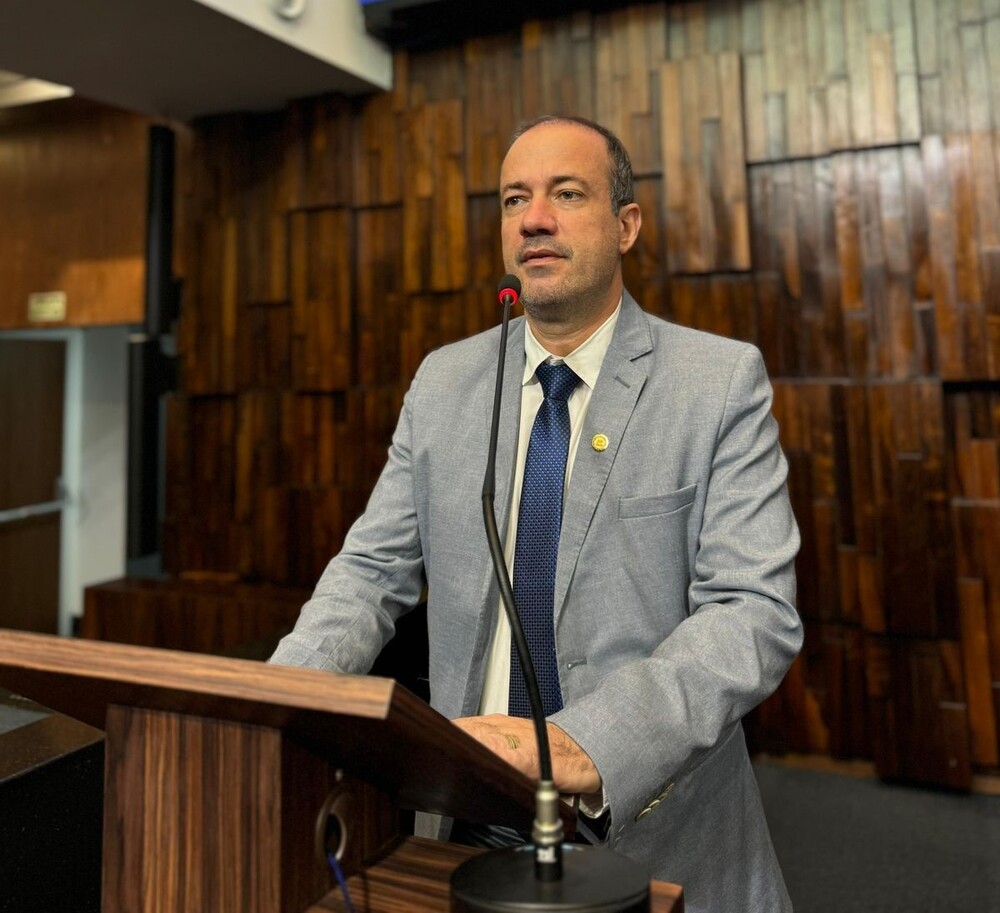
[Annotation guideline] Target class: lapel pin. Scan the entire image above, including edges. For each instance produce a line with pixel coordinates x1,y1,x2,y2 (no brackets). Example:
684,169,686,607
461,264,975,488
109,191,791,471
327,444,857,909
592,433,609,452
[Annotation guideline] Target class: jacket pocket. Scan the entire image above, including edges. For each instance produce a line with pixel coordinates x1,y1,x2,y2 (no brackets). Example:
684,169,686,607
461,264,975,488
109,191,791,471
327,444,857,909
618,484,697,519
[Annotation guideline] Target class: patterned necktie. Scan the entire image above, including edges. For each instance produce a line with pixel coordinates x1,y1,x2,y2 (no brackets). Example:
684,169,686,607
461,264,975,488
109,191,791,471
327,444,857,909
509,360,580,718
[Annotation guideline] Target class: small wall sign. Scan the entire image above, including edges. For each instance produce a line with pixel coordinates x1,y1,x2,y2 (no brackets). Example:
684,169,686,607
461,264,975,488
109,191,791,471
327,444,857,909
27,291,67,323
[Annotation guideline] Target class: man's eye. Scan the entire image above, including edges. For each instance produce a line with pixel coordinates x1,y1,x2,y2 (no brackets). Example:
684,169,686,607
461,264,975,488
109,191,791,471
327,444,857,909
557,190,582,201
503,196,526,208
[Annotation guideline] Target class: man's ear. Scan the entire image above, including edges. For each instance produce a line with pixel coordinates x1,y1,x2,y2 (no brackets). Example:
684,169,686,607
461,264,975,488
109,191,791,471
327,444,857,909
618,202,642,255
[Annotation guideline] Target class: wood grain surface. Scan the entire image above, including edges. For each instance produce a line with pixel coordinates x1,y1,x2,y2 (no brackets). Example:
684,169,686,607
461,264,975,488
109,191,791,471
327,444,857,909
0,630,566,833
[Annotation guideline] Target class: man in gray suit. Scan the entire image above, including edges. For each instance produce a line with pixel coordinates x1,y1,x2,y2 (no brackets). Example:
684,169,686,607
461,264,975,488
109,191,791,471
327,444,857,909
271,115,802,912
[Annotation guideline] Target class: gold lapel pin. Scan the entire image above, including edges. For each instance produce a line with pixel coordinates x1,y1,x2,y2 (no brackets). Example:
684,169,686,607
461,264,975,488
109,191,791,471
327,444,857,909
592,433,609,452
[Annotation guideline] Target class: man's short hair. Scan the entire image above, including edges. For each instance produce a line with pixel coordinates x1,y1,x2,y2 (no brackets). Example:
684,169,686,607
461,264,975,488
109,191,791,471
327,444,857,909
508,115,635,213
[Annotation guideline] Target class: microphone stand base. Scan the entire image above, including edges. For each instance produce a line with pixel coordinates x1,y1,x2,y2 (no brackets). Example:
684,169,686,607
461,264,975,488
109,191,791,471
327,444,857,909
450,844,650,913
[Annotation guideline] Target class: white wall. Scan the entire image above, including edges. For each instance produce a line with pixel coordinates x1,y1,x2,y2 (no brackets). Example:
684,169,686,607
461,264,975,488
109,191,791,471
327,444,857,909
63,326,129,633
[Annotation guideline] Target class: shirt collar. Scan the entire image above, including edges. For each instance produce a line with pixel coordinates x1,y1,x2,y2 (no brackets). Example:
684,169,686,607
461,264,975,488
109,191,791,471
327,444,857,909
523,297,622,390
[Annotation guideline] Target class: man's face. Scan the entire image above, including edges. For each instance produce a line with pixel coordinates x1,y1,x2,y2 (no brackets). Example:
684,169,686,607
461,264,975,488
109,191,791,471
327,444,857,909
499,122,638,325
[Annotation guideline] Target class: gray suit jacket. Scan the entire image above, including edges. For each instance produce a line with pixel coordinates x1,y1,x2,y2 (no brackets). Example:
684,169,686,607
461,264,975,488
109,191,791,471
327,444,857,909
272,292,802,913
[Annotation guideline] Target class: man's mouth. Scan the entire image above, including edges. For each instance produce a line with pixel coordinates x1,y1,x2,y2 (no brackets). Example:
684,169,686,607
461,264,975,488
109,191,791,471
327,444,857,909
519,247,567,265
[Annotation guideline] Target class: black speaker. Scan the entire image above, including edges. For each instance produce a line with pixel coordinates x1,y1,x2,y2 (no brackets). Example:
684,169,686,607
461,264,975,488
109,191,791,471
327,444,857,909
0,689,104,913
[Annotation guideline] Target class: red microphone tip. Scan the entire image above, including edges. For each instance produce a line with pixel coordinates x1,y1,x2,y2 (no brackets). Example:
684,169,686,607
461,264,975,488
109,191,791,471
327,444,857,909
497,274,521,306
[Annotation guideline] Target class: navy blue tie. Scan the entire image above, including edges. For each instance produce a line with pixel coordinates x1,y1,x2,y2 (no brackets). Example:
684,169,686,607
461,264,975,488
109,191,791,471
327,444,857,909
509,361,580,718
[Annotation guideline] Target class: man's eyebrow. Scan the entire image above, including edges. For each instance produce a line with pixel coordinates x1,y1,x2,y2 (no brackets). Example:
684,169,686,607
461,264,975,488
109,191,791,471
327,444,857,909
500,175,591,195
550,174,589,187
500,180,531,196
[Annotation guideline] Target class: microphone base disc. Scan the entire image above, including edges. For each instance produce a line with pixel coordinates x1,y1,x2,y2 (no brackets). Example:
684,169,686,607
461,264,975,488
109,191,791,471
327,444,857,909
450,844,650,913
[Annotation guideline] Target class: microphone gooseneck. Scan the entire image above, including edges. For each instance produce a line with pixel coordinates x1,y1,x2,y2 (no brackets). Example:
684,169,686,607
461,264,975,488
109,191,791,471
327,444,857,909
481,274,563,879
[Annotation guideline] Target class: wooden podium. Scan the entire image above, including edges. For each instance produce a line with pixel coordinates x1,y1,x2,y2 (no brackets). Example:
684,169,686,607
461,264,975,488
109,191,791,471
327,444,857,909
0,630,682,912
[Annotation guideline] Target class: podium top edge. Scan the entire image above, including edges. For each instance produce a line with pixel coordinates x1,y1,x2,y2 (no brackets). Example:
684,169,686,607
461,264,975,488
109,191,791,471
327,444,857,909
0,629,399,726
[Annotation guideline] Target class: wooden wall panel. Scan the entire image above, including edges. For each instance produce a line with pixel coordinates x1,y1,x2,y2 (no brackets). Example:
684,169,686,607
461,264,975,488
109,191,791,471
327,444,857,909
403,101,467,293
668,274,758,345
0,97,148,329
622,178,670,316
737,0,921,162
289,209,353,392
749,650,830,756
164,396,240,577
290,96,355,210
923,132,1000,380
178,215,240,395
354,85,405,208
160,0,1000,785
660,52,750,273
869,381,956,638
865,636,972,787
749,147,949,381
947,385,1000,767
773,383,844,625
797,623,872,759
772,382,884,630
523,13,595,126
914,0,1000,135
770,377,973,780
465,36,523,196
236,303,292,391
593,6,664,174
466,195,508,332
357,208,406,383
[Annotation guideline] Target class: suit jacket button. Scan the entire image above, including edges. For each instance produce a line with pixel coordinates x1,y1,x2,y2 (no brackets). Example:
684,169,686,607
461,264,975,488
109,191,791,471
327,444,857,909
656,783,674,801
634,806,652,822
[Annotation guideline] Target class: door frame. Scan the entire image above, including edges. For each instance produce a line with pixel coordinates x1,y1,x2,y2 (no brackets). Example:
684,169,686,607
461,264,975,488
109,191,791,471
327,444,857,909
0,327,127,634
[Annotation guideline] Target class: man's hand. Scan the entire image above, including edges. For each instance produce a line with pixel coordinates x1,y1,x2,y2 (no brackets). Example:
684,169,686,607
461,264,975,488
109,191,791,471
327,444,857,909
453,714,602,794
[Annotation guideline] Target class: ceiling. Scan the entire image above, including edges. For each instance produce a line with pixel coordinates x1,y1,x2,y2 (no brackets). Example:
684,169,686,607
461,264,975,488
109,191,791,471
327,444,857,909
0,0,392,121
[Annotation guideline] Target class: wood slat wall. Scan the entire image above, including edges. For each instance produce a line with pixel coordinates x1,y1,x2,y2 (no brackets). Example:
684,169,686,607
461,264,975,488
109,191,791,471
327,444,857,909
166,0,1000,787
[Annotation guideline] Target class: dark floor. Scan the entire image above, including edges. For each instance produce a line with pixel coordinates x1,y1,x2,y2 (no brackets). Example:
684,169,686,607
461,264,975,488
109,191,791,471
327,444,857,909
754,760,1000,913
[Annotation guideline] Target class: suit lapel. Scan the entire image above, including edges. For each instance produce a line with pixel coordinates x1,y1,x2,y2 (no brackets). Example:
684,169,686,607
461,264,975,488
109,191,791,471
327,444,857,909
458,318,525,715
554,294,652,619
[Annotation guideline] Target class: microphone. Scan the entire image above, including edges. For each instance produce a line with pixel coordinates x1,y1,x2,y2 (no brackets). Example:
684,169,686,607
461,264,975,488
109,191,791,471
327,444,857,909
497,277,520,309
450,275,650,912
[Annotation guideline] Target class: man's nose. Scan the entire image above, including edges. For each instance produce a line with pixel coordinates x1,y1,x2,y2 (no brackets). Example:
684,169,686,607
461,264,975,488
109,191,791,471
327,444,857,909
520,197,556,235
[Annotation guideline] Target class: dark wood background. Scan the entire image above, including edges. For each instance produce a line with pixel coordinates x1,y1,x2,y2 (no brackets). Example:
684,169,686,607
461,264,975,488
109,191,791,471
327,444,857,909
165,0,1000,787
81,0,1000,788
